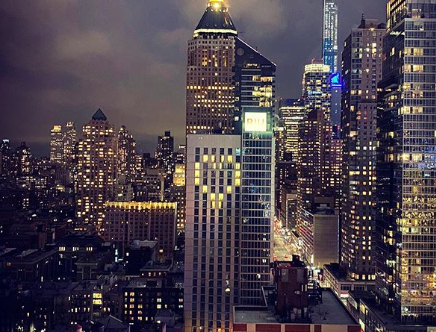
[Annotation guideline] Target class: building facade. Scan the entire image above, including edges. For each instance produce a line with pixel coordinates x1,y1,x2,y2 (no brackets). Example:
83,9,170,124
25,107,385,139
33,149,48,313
297,62,332,220
341,18,385,283
184,134,241,332
186,0,237,135
103,201,176,260
75,109,117,227
239,108,275,305
376,0,436,323
279,99,306,162
50,125,64,164
322,0,339,74
118,125,138,183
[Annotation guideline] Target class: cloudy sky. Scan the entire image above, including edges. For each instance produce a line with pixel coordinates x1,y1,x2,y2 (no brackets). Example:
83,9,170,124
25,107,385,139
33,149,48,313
0,0,384,155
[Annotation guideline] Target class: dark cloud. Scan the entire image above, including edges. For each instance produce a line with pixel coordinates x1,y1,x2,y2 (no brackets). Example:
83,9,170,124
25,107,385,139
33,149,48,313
0,0,384,155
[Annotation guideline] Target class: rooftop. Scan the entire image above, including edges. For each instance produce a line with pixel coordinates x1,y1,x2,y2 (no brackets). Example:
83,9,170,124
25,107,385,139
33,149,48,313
92,108,107,121
194,0,237,37
234,290,357,326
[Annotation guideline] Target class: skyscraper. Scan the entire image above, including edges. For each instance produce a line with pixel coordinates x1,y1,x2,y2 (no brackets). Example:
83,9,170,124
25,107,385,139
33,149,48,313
0,139,12,177
233,37,276,115
322,0,338,74
297,62,332,218
63,122,77,165
185,107,275,332
155,130,174,191
341,18,384,282
15,142,32,176
50,125,64,164
238,108,275,306
323,0,341,127
279,99,305,162
118,125,138,183
375,0,436,323
186,0,237,134
75,109,117,228
184,134,241,332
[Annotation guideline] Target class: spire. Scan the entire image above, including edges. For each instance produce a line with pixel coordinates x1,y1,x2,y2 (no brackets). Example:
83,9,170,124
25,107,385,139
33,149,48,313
92,108,107,121
193,0,237,38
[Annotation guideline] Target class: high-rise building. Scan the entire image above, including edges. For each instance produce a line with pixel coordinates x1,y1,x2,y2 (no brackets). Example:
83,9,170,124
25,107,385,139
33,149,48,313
184,2,275,330
323,0,341,127
341,18,384,282
156,130,174,190
172,164,186,231
302,61,331,115
184,107,275,331
75,109,117,227
322,0,338,74
15,142,32,176
184,134,241,332
279,99,306,162
297,62,332,219
234,37,276,114
186,0,237,134
118,125,138,183
63,122,77,164
50,125,64,164
376,0,436,323
239,108,275,306
0,139,13,177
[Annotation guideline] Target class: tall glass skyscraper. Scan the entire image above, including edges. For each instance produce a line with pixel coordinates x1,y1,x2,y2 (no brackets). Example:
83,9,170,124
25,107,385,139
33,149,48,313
323,0,341,128
376,0,436,323
239,107,274,306
233,38,276,116
322,0,339,73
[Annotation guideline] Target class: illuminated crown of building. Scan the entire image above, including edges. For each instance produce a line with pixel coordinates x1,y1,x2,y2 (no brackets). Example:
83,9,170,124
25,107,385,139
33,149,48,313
193,0,237,37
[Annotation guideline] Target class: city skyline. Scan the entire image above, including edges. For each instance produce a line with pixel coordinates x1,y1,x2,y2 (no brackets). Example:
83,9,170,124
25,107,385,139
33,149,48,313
0,0,384,155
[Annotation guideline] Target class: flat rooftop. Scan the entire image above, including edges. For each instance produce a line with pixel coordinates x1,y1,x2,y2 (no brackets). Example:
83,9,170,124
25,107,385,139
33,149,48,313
234,290,356,326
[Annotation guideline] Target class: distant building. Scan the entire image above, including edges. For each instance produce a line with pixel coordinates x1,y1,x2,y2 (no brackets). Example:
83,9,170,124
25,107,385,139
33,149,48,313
322,0,338,73
15,142,33,176
63,122,77,164
297,61,333,221
118,125,138,183
172,164,186,231
50,125,64,164
75,109,117,228
5,248,58,282
103,201,176,261
298,206,339,269
155,131,174,190
279,99,305,162
0,139,13,177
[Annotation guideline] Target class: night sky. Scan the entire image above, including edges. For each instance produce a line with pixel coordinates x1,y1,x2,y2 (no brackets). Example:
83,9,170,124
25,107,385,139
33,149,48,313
0,0,384,156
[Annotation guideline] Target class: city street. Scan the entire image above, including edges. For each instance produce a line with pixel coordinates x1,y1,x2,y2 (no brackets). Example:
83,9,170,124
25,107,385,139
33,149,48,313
273,220,299,261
